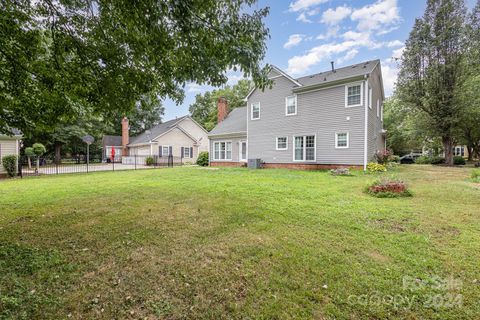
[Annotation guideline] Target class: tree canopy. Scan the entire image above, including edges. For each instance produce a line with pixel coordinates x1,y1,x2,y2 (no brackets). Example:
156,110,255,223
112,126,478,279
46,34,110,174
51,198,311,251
0,0,270,137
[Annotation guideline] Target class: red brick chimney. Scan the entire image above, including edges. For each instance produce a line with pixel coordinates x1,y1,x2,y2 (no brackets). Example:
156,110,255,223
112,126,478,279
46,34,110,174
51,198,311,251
217,97,227,123
121,117,129,156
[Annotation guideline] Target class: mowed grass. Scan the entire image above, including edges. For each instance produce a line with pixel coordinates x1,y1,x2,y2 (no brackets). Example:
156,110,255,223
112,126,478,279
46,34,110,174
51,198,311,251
0,165,479,319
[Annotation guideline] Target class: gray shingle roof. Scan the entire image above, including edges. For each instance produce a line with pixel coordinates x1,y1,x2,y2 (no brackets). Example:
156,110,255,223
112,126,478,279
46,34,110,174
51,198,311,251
129,116,189,145
295,59,379,87
102,135,122,146
208,107,247,136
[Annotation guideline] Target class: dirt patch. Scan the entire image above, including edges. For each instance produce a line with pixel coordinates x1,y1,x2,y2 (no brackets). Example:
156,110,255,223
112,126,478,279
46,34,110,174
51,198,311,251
369,218,414,233
366,250,392,264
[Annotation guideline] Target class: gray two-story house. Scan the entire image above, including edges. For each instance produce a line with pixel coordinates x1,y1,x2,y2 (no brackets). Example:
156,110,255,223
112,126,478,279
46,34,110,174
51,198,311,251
208,59,386,170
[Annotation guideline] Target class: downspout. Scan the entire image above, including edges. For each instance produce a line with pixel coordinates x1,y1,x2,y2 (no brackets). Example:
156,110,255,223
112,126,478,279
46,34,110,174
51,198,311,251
363,75,369,171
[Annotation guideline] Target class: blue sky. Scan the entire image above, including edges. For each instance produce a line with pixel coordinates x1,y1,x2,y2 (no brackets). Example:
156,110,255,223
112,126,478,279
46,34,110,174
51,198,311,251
162,0,477,121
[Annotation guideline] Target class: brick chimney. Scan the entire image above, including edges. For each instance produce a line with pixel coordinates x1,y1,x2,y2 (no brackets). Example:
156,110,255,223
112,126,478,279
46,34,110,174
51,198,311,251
217,97,227,123
121,117,129,156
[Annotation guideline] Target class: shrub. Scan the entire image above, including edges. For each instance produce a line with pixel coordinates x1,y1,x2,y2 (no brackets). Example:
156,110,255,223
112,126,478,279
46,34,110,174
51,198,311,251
430,156,445,165
2,155,18,177
415,156,431,164
391,155,400,163
196,151,209,166
453,156,466,165
367,162,387,173
365,177,412,198
145,156,154,166
471,169,480,182
330,168,351,176
374,150,394,165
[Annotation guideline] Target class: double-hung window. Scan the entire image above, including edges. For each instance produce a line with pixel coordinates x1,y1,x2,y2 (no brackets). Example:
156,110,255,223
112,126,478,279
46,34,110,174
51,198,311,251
377,99,380,117
183,147,191,158
162,146,170,156
345,83,363,107
294,135,315,161
335,132,349,149
276,137,288,150
251,102,260,120
368,87,372,109
213,141,232,160
285,95,297,116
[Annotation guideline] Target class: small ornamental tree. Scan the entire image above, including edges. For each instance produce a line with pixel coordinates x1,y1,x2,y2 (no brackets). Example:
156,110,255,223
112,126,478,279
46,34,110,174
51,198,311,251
196,152,209,167
32,143,46,173
25,147,34,169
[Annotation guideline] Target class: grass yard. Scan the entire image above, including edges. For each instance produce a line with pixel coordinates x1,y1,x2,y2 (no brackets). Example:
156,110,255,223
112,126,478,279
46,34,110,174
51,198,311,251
0,165,479,319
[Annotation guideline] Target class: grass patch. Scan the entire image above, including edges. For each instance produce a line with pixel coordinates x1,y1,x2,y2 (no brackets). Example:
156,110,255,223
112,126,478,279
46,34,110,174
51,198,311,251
0,165,479,319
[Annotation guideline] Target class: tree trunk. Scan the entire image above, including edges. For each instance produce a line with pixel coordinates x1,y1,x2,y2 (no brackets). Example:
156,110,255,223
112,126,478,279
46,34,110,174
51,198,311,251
27,157,31,169
36,157,40,174
467,144,474,162
442,136,454,166
54,142,62,165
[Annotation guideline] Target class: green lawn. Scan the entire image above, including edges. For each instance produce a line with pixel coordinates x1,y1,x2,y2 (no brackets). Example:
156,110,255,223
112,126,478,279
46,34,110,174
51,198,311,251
0,165,479,319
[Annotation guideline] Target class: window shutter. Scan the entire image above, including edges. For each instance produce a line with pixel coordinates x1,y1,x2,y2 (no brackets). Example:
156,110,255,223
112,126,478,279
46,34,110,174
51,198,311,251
159,146,162,157
169,146,172,155
190,147,193,158
181,147,184,158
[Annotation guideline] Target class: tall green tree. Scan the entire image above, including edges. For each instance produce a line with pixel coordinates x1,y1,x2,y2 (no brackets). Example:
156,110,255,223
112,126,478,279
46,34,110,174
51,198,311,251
0,0,270,137
397,0,467,165
189,79,252,131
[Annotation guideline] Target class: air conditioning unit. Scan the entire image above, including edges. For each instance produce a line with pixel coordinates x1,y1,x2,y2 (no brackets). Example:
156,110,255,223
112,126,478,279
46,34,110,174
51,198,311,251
248,158,262,169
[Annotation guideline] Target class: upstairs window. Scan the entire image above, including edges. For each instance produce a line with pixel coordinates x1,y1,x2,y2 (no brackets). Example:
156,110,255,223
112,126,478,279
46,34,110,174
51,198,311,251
294,135,315,161
251,102,260,120
285,95,297,116
368,87,372,109
377,99,380,117
345,83,363,107
335,132,349,149
276,137,288,150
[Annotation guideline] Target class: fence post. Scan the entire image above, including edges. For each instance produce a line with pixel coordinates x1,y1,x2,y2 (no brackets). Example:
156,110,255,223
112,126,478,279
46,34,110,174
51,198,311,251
56,157,59,175
112,157,115,171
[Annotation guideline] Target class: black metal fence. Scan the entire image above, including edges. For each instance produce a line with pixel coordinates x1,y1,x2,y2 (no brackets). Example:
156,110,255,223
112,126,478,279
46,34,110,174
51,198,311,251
18,154,183,178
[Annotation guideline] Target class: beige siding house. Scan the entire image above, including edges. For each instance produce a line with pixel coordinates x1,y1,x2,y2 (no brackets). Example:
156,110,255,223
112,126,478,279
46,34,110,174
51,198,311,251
0,129,22,176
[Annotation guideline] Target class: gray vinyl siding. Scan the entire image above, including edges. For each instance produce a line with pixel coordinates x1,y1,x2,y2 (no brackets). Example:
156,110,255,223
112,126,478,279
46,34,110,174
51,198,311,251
247,76,366,165
367,65,385,160
209,135,246,163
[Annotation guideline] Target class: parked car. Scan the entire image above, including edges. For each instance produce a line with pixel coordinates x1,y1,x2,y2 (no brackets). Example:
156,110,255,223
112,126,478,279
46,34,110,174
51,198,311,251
399,153,422,164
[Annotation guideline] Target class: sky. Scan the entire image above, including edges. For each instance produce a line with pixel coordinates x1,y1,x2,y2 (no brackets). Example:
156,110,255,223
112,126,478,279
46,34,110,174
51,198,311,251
162,0,477,121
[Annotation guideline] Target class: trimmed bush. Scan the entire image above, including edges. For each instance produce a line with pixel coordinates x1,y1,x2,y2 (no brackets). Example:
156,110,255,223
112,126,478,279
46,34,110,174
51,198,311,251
471,169,480,183
365,177,412,198
32,143,46,156
453,156,466,165
367,162,387,173
430,156,445,165
330,168,351,176
2,155,18,177
415,155,445,165
145,156,154,166
196,151,209,166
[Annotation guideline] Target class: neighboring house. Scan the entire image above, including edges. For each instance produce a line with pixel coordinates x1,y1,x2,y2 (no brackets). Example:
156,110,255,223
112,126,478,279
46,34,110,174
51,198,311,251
208,59,386,170
103,116,209,162
0,129,22,176
101,135,123,161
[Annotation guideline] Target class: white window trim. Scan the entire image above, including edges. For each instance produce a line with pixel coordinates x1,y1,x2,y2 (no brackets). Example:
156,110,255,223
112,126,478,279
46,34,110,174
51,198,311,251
162,145,171,156
292,135,316,162
251,102,260,120
183,146,191,158
239,140,247,162
368,87,372,109
380,101,384,121
276,137,288,150
335,132,349,149
345,82,364,108
213,141,233,161
376,99,380,117
285,95,297,116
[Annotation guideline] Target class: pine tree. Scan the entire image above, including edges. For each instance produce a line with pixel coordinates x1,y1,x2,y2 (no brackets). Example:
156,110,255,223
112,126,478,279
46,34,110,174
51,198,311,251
397,0,467,165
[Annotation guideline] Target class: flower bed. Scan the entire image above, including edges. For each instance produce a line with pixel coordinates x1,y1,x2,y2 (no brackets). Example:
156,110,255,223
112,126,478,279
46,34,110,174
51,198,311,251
365,178,412,198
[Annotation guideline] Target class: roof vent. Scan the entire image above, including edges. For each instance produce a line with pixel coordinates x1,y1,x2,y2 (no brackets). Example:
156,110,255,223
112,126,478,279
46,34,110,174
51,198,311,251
323,77,327,81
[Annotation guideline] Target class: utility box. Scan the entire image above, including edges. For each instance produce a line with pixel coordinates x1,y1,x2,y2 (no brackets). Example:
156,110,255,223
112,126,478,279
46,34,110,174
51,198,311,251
248,159,262,169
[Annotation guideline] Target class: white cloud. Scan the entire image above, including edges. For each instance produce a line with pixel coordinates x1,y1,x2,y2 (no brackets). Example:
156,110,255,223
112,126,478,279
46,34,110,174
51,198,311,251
320,5,352,25
284,34,306,49
381,61,398,96
351,0,400,33
316,26,340,40
289,0,328,12
386,40,403,48
187,83,207,93
337,49,359,65
296,12,313,23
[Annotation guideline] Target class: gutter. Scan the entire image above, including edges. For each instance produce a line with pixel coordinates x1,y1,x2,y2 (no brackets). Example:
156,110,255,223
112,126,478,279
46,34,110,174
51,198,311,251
364,75,369,171
292,75,366,94
208,131,247,139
